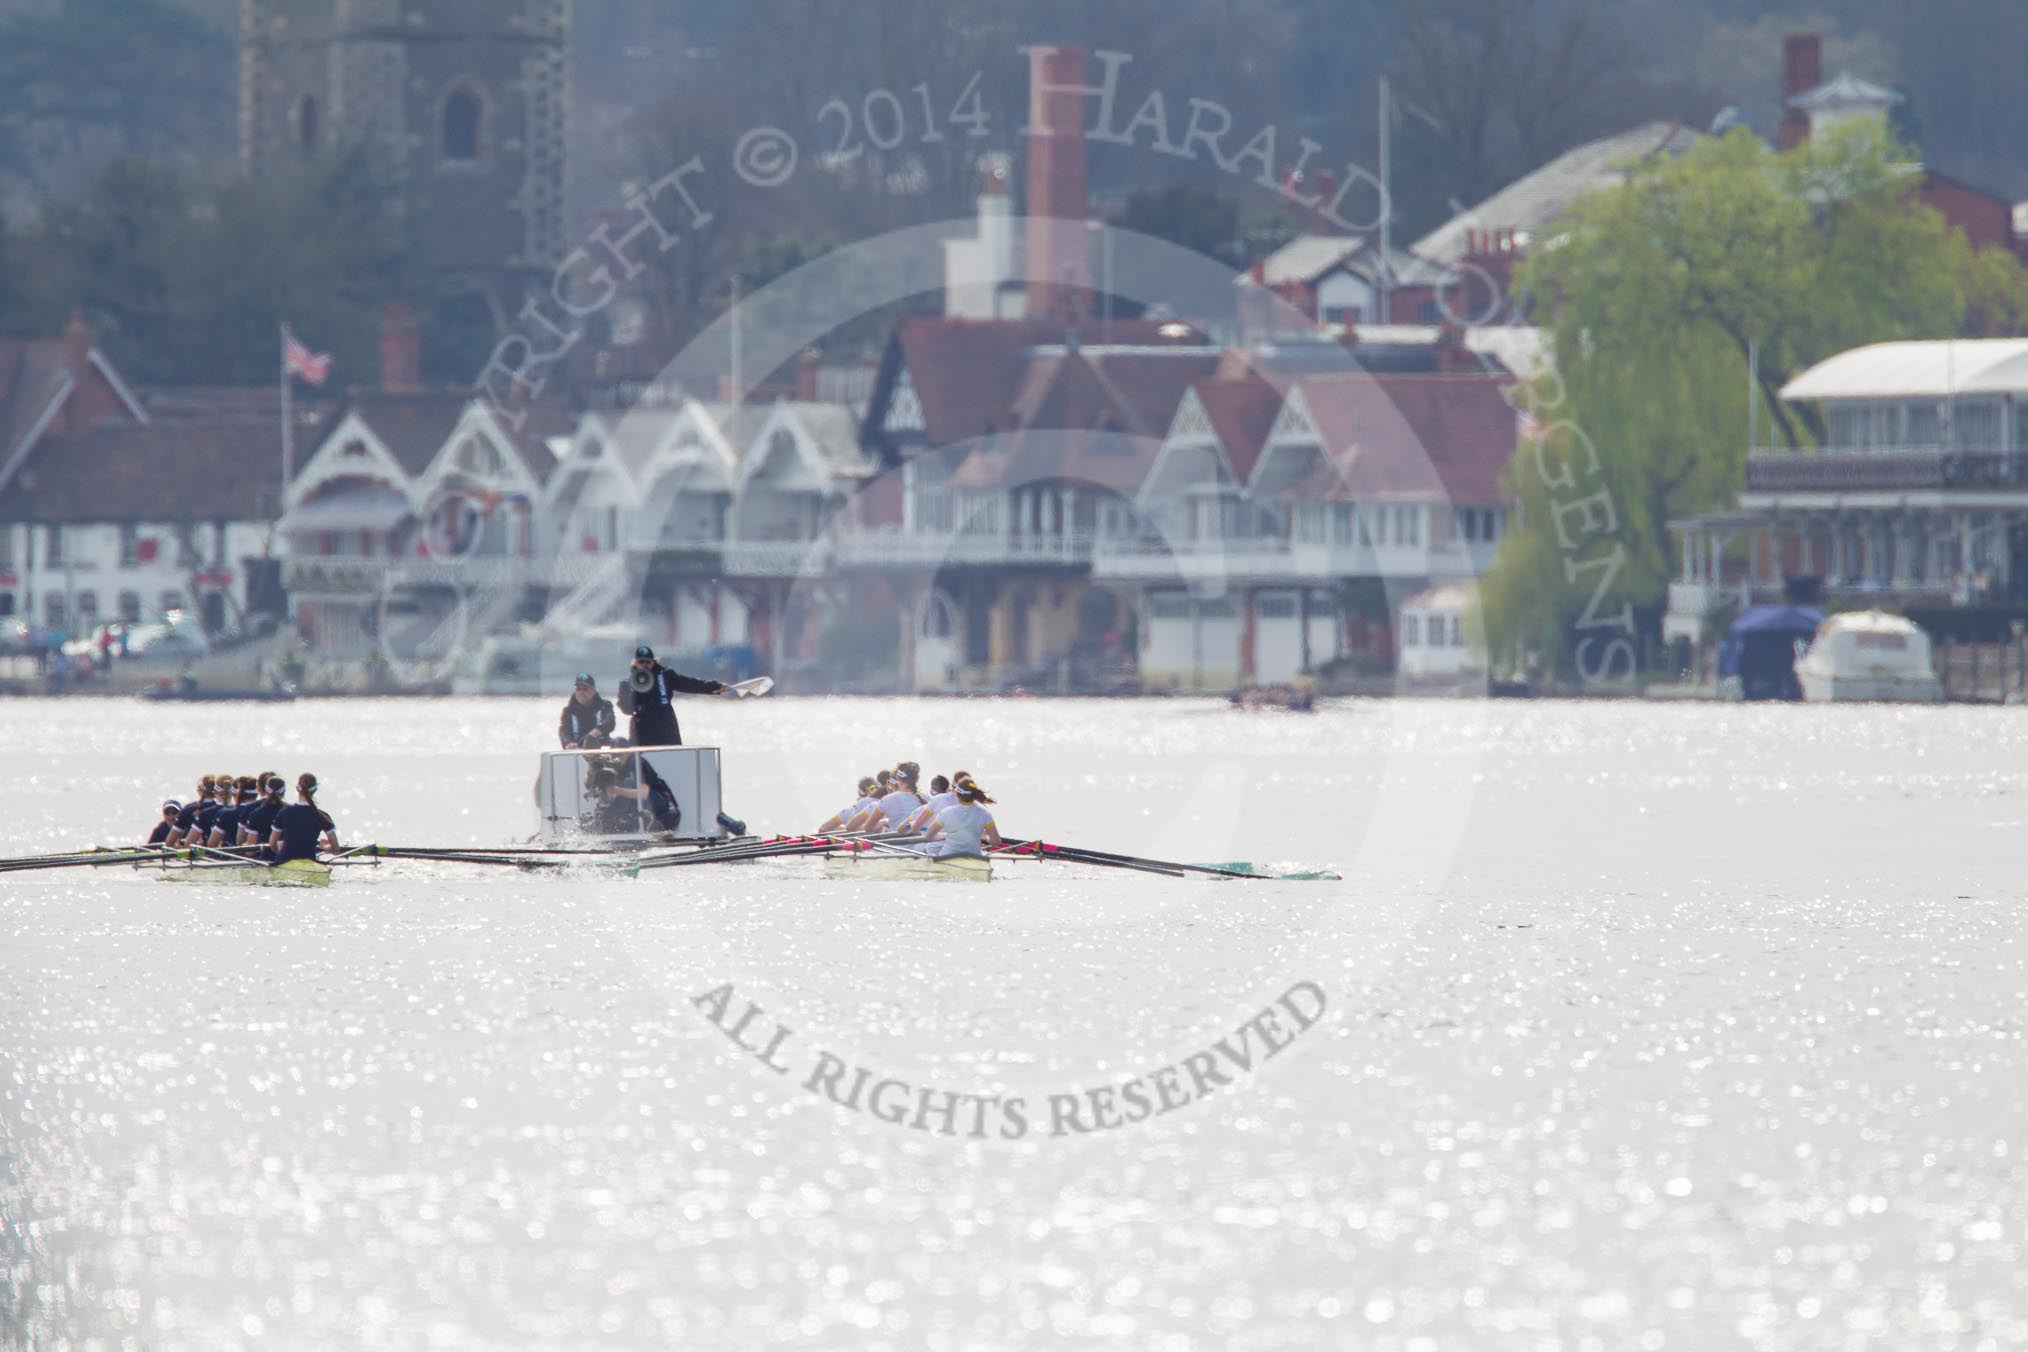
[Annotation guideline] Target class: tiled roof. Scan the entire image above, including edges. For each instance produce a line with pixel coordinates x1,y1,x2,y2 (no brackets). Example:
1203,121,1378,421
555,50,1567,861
947,346,1217,491
887,316,1200,449
775,401,873,476
1295,373,1517,505
1194,375,1284,485
1413,121,1704,266
0,339,85,481
0,409,333,524
601,406,685,481
1789,72,1902,111
1256,233,1365,286
340,390,473,477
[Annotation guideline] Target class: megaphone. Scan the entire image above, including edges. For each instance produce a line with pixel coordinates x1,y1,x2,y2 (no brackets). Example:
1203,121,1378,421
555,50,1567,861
631,667,655,693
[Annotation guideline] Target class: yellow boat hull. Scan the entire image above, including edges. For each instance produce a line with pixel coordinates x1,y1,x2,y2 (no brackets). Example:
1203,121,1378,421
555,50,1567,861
820,851,991,883
155,858,334,888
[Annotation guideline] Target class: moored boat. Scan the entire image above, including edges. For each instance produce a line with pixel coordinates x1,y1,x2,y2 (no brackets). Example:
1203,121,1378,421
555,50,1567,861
154,858,333,887
821,851,991,883
1794,611,1943,703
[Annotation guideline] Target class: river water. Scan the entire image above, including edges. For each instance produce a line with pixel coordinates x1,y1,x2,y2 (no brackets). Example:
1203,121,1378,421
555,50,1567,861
3,695,2025,1349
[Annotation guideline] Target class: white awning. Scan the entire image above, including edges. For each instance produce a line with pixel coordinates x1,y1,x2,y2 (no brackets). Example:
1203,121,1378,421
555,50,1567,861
282,487,413,533
1781,339,2028,402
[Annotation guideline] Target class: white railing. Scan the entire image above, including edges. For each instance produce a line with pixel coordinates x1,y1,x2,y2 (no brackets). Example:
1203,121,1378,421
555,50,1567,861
1092,533,1458,582
834,529,1095,567
285,554,611,596
1666,581,1750,617
722,540,832,575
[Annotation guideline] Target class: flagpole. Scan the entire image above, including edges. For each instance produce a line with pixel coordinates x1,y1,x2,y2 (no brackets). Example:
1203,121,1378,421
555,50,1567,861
1378,76,1392,323
280,323,295,497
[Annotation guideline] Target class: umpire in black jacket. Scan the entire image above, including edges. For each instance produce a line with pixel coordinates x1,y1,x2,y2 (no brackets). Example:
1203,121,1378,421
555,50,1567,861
559,673,618,749
617,645,725,746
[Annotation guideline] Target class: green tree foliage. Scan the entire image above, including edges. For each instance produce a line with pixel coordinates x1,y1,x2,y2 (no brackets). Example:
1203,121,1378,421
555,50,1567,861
0,206,22,333
0,0,232,196
1119,184,1242,264
1480,125,2027,673
22,150,404,385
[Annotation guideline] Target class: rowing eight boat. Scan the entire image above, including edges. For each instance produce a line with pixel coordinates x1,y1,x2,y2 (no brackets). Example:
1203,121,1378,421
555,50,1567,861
820,851,991,883
154,858,334,888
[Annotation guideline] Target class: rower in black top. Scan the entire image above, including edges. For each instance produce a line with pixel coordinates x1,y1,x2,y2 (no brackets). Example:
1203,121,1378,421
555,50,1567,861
269,772,337,864
170,776,211,847
191,770,230,845
147,801,180,847
209,775,257,849
616,645,724,747
243,774,287,853
560,673,618,749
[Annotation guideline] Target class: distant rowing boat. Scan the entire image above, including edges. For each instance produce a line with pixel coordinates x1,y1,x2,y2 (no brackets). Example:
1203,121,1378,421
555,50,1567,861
138,686,298,703
820,851,991,883
154,858,332,887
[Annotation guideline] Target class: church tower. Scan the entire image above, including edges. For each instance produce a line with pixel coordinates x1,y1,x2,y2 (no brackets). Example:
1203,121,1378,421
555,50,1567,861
240,0,569,325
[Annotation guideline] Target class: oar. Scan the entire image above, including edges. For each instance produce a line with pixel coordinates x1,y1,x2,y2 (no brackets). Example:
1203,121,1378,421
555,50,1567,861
636,831,915,871
367,843,638,858
993,839,1338,883
720,676,774,698
996,838,1337,881
0,846,193,874
995,841,1187,879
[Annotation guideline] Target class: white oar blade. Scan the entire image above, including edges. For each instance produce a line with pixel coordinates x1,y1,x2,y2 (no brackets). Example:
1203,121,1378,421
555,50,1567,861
727,676,774,697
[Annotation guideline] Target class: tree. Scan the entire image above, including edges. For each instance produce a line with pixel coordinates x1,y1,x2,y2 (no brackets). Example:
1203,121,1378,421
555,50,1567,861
25,150,404,384
1391,0,1703,236
0,208,22,334
1480,124,2022,673
0,0,233,199
1119,184,1241,264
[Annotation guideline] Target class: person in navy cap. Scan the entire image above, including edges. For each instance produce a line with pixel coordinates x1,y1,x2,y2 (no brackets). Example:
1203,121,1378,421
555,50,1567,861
559,672,618,749
616,645,724,747
147,800,181,847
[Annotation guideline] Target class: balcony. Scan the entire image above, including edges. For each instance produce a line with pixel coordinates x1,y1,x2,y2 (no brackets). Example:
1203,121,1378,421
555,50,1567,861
284,555,608,598
722,540,833,576
1093,533,1456,582
1745,447,2028,494
834,529,1095,568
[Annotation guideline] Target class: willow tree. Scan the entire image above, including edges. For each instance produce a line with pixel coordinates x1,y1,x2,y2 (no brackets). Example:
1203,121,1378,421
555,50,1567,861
1479,124,2017,675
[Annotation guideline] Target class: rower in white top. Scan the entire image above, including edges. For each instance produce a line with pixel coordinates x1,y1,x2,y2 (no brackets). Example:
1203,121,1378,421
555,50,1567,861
816,775,880,835
913,778,1001,858
866,762,926,832
901,771,964,835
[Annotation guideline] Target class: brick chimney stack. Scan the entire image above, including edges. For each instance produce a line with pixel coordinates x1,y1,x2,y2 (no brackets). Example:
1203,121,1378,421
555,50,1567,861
1780,33,1821,150
1024,45,1092,321
379,302,421,391
60,308,110,434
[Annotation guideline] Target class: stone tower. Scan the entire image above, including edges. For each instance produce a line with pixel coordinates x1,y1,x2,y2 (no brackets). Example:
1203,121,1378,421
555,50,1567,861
240,0,569,323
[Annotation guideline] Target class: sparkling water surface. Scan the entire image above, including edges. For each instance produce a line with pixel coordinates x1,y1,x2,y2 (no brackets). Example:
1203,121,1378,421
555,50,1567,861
3,695,2026,1349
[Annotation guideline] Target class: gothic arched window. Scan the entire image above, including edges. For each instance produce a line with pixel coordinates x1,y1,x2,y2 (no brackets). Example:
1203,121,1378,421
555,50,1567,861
441,87,482,164
296,94,319,153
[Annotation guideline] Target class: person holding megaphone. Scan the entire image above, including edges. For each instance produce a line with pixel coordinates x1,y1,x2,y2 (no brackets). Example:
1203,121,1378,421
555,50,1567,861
616,645,725,747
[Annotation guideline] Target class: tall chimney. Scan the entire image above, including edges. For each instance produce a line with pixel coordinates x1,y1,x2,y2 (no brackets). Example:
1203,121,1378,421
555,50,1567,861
1024,45,1091,322
61,308,103,434
1779,33,1821,151
379,302,421,391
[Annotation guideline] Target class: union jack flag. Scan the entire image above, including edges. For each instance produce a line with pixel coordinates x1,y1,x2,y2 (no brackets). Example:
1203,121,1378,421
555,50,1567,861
283,330,332,387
